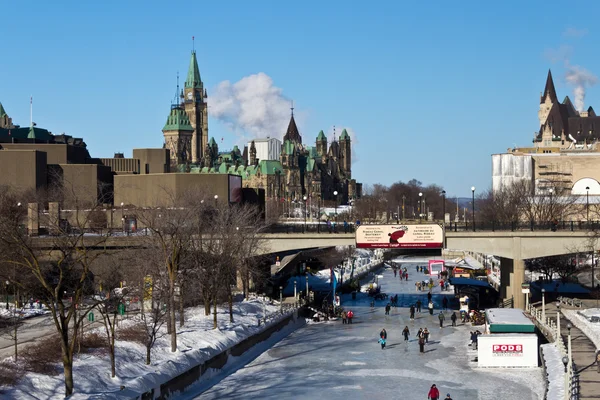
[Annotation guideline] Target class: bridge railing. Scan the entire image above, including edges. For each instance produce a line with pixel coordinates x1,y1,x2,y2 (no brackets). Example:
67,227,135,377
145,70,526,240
447,220,600,232
263,223,355,234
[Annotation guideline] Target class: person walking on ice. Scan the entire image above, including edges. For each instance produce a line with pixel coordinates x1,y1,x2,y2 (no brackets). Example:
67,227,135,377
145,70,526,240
423,327,430,344
427,384,440,400
402,326,410,341
385,303,391,315
379,328,387,350
428,300,434,315
409,304,415,320
450,311,457,327
438,311,445,328
416,299,422,313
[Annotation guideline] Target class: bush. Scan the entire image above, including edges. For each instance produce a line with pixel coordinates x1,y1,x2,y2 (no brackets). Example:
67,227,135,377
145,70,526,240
20,336,62,375
0,361,22,387
118,323,146,345
80,332,107,350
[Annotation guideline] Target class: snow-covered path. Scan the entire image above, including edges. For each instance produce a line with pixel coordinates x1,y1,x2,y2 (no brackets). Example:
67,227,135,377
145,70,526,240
186,259,544,400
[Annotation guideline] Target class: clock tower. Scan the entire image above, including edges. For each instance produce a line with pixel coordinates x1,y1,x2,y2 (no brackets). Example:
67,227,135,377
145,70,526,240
184,50,208,163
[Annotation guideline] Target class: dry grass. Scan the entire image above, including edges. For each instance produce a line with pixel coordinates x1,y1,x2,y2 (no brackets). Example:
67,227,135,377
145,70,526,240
0,360,22,387
20,335,62,375
79,332,107,350
118,323,147,345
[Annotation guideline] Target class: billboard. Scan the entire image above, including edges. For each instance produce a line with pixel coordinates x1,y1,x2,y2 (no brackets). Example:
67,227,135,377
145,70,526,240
355,224,444,249
428,260,445,276
478,334,538,367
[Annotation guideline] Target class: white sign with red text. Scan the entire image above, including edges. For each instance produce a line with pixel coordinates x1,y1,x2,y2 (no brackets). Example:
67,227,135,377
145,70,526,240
355,224,444,249
478,334,538,367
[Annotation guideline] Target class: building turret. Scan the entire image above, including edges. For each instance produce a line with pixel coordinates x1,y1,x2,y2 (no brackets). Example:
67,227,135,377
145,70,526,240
183,50,208,163
539,69,558,126
162,104,194,169
249,140,257,165
316,130,327,157
339,128,351,177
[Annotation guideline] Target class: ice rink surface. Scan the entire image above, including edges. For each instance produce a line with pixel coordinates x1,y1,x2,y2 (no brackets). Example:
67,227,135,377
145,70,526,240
192,259,544,400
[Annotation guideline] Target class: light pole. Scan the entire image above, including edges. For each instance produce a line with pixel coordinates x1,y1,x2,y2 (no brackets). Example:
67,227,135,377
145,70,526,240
5,280,8,310
442,190,446,225
419,192,423,222
294,280,297,302
303,195,307,232
556,301,561,344
333,190,338,227
542,288,546,324
317,195,321,233
402,195,406,221
567,323,572,367
279,286,283,313
549,188,554,221
586,186,590,223
120,202,124,232
471,186,476,232
306,267,310,305
214,194,219,207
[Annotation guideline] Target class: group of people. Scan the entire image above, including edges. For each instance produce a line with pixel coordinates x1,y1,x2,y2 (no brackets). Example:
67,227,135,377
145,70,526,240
469,330,482,349
416,278,434,291
393,266,409,281
340,310,354,324
428,384,453,400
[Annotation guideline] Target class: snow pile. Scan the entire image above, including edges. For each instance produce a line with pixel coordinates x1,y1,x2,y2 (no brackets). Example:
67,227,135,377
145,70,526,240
0,305,49,319
2,299,299,399
562,308,600,349
486,308,534,326
540,343,566,400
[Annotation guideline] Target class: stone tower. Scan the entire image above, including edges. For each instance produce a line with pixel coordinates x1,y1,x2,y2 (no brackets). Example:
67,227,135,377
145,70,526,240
183,50,208,163
249,140,257,165
163,105,194,170
316,130,327,157
338,128,351,178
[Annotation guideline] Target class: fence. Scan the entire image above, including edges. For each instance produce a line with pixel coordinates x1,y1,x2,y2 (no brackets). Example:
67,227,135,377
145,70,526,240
528,303,579,399
447,220,600,232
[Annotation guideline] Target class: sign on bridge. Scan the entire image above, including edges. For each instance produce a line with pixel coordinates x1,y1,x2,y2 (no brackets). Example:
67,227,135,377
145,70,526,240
355,224,444,249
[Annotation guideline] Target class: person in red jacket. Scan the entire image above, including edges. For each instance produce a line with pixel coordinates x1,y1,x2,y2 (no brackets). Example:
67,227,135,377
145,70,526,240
428,384,440,400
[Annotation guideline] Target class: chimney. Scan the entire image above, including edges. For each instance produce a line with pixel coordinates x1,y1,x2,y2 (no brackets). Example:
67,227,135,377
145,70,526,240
114,152,124,159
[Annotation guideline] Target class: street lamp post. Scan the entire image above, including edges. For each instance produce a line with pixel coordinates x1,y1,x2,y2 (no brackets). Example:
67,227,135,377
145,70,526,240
5,280,8,310
317,195,321,233
294,280,297,302
586,186,590,224
214,194,219,207
303,195,307,232
333,190,338,226
567,323,572,367
419,192,423,222
442,190,446,225
542,288,546,324
402,195,406,221
120,202,124,233
549,188,554,221
471,186,476,232
279,286,283,313
556,302,561,344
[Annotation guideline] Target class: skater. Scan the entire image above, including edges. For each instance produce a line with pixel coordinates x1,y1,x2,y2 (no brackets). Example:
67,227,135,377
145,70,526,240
427,384,440,400
416,299,422,313
405,272,409,281
347,310,354,324
394,294,399,307
394,268,397,278
444,394,453,400
427,291,432,303
438,311,445,328
442,297,448,311
423,327,430,343
379,328,387,349
402,326,410,341
385,303,391,315
417,328,424,340
409,304,415,320
342,311,347,324
450,312,457,327
419,333,425,353
428,301,434,315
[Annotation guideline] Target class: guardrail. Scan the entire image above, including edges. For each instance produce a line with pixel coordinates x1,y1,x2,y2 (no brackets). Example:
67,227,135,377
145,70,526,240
447,220,600,232
527,303,578,399
558,296,584,308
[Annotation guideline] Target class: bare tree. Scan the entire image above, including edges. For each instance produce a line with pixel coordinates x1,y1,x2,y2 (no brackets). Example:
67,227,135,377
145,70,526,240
0,183,110,397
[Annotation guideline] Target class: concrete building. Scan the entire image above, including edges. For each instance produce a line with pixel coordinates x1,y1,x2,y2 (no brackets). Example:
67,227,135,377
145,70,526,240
247,138,281,163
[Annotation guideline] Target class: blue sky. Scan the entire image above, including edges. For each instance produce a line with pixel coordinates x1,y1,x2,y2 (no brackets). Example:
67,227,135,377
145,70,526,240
1,1,599,197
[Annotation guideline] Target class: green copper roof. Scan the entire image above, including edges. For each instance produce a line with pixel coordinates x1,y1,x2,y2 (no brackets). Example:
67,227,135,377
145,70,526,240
209,137,217,146
306,145,318,158
185,51,202,89
307,157,316,172
283,140,295,155
27,124,37,139
163,107,193,131
340,128,350,140
259,160,283,175
317,130,326,140
0,103,6,118
0,126,52,141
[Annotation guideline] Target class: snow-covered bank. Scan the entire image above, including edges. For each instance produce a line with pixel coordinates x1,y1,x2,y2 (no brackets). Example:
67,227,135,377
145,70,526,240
1,299,300,399
540,343,566,400
562,308,600,349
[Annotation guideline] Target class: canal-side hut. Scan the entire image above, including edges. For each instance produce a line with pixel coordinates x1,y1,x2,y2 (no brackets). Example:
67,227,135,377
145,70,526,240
478,308,538,368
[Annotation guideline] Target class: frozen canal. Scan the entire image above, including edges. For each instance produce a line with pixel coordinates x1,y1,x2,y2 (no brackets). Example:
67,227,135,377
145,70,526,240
189,258,544,400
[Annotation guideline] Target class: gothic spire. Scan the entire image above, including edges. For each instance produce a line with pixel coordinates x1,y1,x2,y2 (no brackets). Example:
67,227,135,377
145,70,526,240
185,51,202,89
540,69,558,104
283,110,302,144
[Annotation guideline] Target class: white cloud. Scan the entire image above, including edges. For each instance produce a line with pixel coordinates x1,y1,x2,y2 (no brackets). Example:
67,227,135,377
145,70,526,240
543,45,572,64
208,73,301,145
563,27,588,38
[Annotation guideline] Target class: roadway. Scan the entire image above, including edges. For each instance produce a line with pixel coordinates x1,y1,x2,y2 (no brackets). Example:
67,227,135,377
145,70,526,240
188,260,544,400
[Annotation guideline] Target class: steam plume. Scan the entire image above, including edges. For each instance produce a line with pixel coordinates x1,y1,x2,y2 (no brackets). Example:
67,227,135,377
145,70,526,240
565,65,598,112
